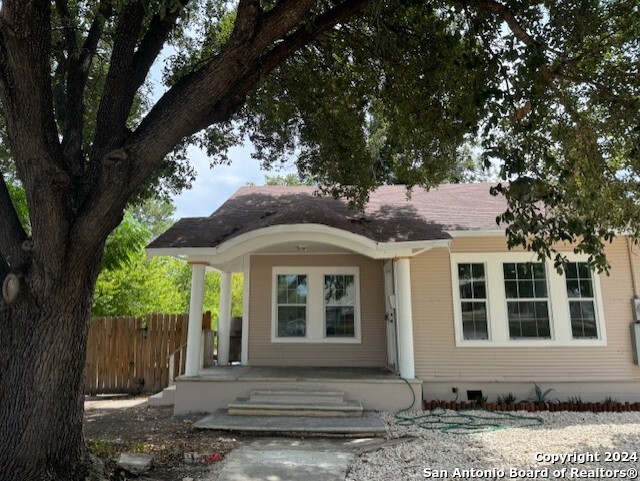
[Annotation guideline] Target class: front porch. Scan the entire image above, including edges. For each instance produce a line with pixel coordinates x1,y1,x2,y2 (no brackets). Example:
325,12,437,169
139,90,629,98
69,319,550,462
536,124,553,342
148,221,438,414
173,366,423,415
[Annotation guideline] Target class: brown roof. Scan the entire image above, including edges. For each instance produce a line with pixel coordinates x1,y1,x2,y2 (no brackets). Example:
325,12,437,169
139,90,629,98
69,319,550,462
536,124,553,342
148,183,507,249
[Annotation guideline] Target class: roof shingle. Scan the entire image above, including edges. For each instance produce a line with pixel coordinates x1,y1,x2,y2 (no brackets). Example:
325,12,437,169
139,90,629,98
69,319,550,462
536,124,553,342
148,183,506,249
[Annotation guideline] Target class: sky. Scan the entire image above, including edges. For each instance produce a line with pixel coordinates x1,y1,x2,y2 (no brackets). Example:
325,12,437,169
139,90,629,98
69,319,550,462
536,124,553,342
170,143,295,219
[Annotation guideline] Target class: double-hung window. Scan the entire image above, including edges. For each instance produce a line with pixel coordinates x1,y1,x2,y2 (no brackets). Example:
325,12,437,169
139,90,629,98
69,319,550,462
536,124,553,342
457,263,489,340
565,262,598,339
276,274,308,337
451,253,606,347
503,262,551,339
324,274,356,337
272,267,361,343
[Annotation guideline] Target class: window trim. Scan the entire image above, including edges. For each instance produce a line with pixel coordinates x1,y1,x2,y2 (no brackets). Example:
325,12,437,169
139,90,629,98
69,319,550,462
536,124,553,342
271,266,361,344
450,252,607,348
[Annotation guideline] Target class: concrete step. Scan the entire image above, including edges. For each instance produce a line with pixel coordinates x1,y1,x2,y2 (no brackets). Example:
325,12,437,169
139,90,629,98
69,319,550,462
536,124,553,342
249,388,345,405
195,409,387,436
227,398,363,417
148,385,176,407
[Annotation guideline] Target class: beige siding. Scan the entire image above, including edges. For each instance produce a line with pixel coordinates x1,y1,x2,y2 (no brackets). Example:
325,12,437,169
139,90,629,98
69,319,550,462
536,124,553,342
248,254,387,366
412,236,640,383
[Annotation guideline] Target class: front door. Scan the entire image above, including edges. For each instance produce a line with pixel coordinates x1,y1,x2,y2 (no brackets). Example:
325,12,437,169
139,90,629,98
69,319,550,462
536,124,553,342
383,260,398,372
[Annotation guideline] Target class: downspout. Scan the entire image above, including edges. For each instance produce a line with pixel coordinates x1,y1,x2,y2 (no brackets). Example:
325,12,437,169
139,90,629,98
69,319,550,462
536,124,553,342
628,237,639,298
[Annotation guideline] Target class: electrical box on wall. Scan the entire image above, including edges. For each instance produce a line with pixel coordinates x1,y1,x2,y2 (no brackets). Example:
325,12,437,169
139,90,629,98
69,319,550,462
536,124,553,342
632,322,640,366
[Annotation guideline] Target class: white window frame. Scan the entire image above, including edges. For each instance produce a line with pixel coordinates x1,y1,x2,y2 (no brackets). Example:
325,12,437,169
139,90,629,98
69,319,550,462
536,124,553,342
271,266,361,344
450,252,607,347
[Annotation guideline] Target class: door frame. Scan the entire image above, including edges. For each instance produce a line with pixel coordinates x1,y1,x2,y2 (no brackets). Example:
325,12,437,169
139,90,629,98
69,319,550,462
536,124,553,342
383,260,399,372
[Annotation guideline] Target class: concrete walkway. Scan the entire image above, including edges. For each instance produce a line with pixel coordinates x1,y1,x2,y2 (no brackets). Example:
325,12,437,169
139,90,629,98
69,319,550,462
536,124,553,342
213,438,402,481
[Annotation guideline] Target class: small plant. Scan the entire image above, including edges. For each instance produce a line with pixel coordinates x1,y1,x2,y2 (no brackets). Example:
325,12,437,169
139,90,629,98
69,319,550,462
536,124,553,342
531,383,556,406
603,396,619,406
87,438,118,459
477,395,488,407
567,395,583,405
497,393,517,405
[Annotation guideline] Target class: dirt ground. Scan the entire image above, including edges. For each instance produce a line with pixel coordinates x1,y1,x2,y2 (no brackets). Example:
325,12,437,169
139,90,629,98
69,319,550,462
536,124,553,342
84,395,244,480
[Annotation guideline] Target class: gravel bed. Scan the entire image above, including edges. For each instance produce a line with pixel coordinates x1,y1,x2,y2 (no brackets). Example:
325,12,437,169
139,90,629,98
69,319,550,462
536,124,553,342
347,411,640,480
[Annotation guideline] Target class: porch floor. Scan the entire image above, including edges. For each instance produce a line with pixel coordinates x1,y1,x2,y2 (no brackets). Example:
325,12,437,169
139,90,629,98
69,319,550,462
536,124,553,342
191,366,403,382
194,409,387,436
173,366,422,414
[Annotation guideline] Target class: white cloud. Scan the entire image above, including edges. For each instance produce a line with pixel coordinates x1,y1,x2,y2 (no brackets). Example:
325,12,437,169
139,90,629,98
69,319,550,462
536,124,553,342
171,142,296,219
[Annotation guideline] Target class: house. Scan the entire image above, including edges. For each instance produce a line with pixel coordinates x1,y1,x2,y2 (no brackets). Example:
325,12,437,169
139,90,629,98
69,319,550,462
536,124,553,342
147,183,640,415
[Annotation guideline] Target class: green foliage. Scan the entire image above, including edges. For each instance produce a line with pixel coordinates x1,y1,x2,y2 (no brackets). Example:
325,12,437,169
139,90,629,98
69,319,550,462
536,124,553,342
6,179,29,232
496,393,517,405
102,212,151,271
92,253,189,316
264,174,314,186
530,383,556,406
129,197,177,240
93,198,244,318
603,396,619,406
2,0,638,276
230,2,493,206
567,396,583,405
169,0,638,265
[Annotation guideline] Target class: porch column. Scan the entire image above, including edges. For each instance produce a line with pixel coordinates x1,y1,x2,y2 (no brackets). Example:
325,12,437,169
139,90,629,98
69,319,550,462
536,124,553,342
185,262,206,377
395,257,415,379
217,271,232,366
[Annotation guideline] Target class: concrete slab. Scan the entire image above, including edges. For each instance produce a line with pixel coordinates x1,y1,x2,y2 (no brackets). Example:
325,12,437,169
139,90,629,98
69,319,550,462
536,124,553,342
217,446,353,481
193,410,387,436
116,452,154,475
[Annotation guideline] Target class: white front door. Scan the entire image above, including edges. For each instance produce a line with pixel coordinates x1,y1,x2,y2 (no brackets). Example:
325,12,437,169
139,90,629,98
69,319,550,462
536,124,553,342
383,260,398,372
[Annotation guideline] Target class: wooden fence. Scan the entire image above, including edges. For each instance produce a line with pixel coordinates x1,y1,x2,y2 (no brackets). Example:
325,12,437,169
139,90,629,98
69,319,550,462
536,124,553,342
85,312,212,395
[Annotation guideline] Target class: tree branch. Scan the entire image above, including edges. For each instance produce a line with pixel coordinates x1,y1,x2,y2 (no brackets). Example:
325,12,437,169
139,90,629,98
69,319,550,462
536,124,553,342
58,1,112,176
69,0,370,264
231,0,263,43
0,1,64,173
0,174,27,270
0,1,70,278
86,1,188,202
90,1,147,162
471,0,536,46
243,0,370,97
192,0,371,130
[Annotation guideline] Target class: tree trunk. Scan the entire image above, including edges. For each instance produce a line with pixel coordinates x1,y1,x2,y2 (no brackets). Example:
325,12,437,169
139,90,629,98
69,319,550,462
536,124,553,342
0,257,100,480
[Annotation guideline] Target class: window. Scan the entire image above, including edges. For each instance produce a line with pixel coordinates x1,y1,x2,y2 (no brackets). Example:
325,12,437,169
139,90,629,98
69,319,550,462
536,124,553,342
324,274,356,337
565,262,598,339
276,274,307,337
450,253,606,347
503,262,551,339
457,263,488,340
272,267,361,343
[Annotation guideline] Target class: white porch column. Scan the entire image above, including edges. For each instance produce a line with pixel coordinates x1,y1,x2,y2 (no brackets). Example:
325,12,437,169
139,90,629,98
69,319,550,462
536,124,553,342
185,263,206,377
394,257,415,379
217,271,232,366
241,254,250,365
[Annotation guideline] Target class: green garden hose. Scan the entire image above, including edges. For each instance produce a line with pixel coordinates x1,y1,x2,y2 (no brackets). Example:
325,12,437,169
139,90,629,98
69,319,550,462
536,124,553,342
394,378,544,434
